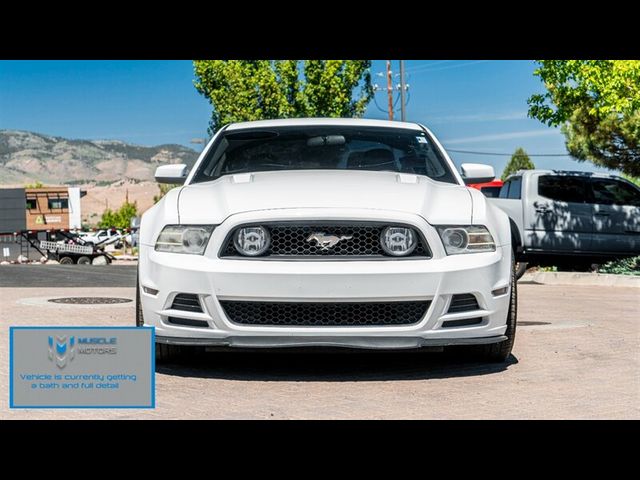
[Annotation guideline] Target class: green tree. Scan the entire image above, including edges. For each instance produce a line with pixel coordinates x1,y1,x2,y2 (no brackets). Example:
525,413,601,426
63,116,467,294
98,201,138,230
24,180,44,188
622,173,640,187
501,147,535,180
528,60,640,176
193,60,373,133
153,183,174,204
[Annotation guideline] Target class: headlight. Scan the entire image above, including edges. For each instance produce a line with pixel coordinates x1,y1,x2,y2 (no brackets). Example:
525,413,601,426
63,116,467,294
436,225,495,255
234,226,271,256
380,226,417,256
155,225,215,255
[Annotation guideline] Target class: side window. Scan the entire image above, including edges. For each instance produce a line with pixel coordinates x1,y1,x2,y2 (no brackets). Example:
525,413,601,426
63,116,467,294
480,186,502,198
591,179,640,207
499,180,511,199
507,176,522,199
538,175,588,203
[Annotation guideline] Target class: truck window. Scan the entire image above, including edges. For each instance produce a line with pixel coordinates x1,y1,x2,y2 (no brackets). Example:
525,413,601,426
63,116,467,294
538,175,588,203
499,181,510,198
591,178,640,207
507,176,522,199
480,186,502,198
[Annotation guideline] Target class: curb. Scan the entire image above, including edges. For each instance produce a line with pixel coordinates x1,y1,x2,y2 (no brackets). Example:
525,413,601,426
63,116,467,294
521,271,640,288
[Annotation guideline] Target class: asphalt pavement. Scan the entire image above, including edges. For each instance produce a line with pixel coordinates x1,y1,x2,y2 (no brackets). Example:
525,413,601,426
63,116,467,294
0,264,137,288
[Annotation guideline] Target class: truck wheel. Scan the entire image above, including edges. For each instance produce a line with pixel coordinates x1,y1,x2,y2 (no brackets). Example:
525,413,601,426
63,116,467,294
136,269,182,363
77,256,91,265
515,261,528,280
59,256,74,265
480,252,517,362
91,255,109,265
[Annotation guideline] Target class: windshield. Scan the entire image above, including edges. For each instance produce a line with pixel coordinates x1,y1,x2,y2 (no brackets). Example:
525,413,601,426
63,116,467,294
190,125,457,184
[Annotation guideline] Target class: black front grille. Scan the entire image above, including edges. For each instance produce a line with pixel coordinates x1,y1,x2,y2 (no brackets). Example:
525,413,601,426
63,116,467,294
221,222,429,258
219,300,430,326
171,293,203,313
447,294,480,313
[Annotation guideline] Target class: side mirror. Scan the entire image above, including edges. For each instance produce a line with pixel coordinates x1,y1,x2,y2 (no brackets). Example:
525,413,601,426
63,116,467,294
460,163,496,184
155,164,188,184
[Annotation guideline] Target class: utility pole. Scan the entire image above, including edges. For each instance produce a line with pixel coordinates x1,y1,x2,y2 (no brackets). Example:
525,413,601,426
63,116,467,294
190,137,206,152
386,60,394,121
372,61,409,120
399,60,406,121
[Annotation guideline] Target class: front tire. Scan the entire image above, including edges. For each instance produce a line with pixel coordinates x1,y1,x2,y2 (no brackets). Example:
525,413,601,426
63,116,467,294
479,251,517,362
136,269,182,363
515,261,528,280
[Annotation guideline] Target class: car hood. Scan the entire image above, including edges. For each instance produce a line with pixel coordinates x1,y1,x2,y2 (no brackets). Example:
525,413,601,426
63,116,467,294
177,170,473,225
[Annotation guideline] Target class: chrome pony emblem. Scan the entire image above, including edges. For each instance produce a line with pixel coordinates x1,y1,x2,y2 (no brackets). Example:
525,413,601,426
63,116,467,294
306,232,353,250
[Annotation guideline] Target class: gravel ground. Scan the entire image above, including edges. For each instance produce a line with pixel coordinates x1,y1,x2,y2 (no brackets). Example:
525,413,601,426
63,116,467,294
1,281,638,419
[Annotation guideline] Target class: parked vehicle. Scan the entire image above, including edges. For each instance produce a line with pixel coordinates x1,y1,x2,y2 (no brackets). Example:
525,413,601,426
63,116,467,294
468,179,503,198
80,229,123,248
490,170,640,270
138,118,516,363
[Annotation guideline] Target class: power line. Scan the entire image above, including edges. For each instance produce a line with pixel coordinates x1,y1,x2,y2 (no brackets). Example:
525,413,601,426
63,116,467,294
372,93,390,114
446,148,571,157
409,60,492,75
403,60,452,73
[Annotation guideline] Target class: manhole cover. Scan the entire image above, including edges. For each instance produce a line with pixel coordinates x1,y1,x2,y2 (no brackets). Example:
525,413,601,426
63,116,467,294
48,297,132,305
517,321,551,326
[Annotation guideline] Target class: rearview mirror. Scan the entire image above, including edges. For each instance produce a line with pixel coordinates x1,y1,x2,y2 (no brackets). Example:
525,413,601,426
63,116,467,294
155,164,188,184
460,163,495,184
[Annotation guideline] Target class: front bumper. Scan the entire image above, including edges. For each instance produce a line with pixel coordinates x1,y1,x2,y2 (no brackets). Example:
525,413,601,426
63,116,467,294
139,210,512,349
155,335,507,348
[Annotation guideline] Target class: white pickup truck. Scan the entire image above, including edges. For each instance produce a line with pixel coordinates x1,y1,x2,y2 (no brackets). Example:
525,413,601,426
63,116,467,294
490,169,640,271
79,229,123,246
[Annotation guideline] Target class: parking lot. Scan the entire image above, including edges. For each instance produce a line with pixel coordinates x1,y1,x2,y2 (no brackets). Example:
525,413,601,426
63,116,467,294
0,264,638,419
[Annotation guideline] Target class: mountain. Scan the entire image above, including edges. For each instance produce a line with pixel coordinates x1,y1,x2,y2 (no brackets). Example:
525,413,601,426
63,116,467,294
0,130,200,185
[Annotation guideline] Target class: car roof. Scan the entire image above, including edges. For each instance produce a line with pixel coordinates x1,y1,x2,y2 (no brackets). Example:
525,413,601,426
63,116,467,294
512,169,622,179
225,117,424,131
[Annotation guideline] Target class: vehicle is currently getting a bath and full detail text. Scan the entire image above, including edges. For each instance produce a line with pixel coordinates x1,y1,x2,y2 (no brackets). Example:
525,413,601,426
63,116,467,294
137,118,517,362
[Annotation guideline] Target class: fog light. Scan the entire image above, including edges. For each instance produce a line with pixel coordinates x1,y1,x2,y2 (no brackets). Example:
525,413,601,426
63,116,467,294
142,286,159,295
491,286,509,297
380,226,417,256
234,226,271,256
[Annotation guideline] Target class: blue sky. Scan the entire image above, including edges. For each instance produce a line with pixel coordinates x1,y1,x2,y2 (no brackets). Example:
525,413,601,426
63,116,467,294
0,60,610,175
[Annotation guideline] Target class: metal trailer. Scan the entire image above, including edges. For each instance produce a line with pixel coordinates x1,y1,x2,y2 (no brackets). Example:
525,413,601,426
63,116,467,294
38,229,119,265
7,229,115,265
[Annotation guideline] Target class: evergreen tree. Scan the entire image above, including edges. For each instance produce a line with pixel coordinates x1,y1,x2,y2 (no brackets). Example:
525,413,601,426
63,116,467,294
501,147,535,180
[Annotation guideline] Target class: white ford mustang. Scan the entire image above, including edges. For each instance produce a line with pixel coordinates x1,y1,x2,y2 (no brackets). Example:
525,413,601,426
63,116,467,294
137,118,516,362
